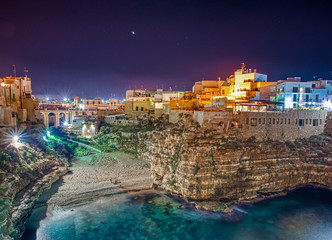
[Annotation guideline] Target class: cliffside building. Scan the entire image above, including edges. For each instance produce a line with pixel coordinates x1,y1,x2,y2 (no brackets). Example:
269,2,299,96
192,64,277,106
125,89,184,119
276,77,329,109
0,76,39,126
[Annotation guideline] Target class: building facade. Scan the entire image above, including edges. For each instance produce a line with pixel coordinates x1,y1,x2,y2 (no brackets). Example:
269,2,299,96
277,77,328,109
0,76,39,126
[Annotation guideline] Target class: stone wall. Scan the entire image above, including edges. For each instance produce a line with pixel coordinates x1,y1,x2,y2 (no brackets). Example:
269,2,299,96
169,109,327,141
237,110,327,141
169,109,194,123
104,118,139,126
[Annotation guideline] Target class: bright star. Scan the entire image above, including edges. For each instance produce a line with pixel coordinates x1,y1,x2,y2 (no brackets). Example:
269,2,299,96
131,31,135,35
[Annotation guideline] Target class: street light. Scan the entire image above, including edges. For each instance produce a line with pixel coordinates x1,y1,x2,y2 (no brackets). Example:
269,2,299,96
13,135,19,143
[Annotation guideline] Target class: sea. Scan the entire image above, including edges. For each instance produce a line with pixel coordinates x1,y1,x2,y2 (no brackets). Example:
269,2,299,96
23,186,332,240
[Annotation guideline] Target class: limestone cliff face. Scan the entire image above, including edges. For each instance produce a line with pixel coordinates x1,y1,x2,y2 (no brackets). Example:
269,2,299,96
139,116,332,206
0,128,71,240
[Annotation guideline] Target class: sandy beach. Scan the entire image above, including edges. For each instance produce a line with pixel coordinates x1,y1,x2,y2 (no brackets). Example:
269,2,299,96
46,152,153,209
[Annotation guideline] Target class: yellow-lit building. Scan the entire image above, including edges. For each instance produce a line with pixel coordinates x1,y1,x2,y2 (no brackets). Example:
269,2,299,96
192,64,276,106
125,89,185,119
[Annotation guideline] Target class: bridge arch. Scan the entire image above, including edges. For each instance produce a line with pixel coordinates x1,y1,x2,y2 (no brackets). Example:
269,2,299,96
48,112,56,128
59,112,67,126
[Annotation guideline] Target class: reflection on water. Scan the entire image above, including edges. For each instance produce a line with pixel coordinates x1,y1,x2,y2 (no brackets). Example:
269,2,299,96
23,187,332,240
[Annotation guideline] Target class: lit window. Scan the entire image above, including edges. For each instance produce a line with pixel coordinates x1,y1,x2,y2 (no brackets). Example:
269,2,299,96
251,118,257,127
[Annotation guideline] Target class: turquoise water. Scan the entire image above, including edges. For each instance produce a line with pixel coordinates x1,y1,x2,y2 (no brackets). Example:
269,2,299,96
23,187,332,240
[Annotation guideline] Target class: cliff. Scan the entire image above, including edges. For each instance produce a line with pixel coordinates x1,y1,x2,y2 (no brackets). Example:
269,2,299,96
0,126,74,239
139,114,332,211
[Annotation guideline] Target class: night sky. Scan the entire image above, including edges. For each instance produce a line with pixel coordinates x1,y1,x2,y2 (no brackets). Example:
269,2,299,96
0,0,331,99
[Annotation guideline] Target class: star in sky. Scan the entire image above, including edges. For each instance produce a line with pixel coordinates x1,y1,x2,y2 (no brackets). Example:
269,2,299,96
131,31,135,35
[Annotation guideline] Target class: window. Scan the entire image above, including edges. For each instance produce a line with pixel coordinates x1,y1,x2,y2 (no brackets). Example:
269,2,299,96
310,119,312,124
251,118,257,127
246,118,249,125
280,119,283,124
296,119,298,124
269,118,271,124
141,107,144,111
320,119,322,125
136,106,138,111
293,94,297,101
270,87,276,92
259,118,261,124
222,90,225,94
305,95,309,102
315,95,319,102
263,118,265,124
305,119,308,125
273,118,275,124
288,119,290,124
305,88,310,93
292,87,298,93
277,118,279,124
299,119,304,126
313,119,318,126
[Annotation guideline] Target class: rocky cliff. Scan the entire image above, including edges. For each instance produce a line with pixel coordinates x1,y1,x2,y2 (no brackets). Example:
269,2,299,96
139,115,332,211
0,126,73,239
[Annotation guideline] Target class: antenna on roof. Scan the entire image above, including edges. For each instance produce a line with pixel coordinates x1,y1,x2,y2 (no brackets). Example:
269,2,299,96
13,64,16,77
24,67,28,77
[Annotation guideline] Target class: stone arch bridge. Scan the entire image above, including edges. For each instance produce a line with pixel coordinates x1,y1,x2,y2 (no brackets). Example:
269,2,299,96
40,109,72,128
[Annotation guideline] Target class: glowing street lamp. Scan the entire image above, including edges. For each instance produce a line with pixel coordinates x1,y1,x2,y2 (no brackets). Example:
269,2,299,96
11,135,22,148
13,135,19,143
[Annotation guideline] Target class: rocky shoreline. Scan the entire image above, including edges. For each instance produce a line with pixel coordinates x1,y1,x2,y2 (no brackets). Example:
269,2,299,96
5,166,68,240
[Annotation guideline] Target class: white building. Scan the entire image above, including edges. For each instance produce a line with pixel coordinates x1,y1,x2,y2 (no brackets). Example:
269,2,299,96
277,77,328,109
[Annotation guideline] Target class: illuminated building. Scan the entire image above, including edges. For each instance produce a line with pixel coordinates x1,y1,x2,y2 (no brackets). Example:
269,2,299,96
276,77,329,109
125,89,184,119
82,97,122,111
0,75,39,126
192,63,277,106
